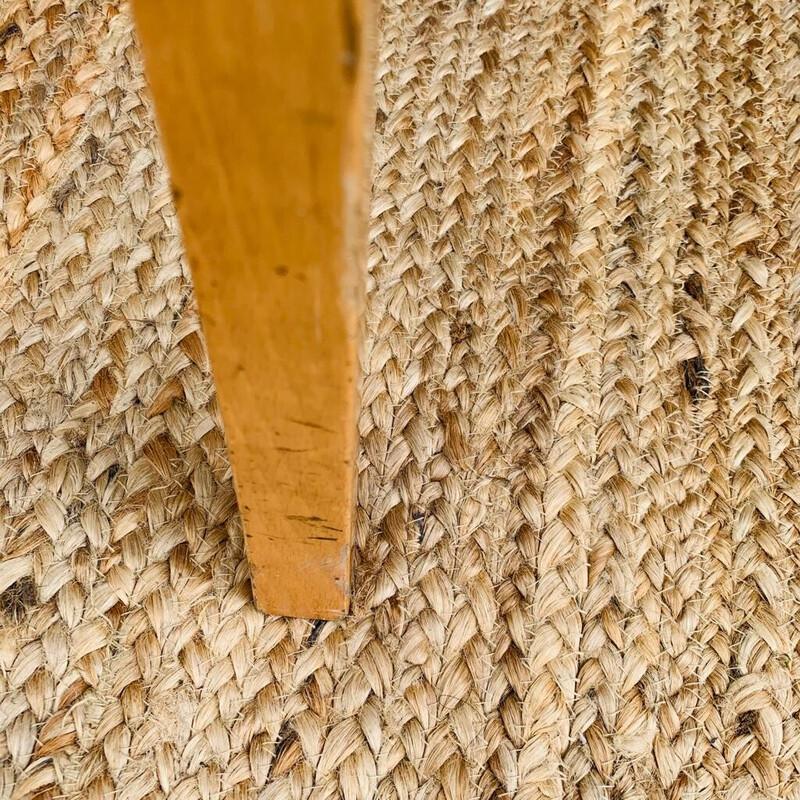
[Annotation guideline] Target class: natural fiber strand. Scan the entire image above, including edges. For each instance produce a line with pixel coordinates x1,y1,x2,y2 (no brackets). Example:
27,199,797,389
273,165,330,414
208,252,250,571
2,0,800,798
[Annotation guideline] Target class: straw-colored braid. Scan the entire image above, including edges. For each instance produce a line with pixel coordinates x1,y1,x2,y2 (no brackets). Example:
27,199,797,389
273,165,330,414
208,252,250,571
647,3,725,789
556,1,652,797
605,1,718,795
707,4,799,797
494,3,605,797
734,2,800,795
348,3,524,798
492,1,588,796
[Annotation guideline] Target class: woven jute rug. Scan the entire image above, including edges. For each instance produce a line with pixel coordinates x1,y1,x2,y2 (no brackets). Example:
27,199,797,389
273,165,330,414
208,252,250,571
2,0,800,798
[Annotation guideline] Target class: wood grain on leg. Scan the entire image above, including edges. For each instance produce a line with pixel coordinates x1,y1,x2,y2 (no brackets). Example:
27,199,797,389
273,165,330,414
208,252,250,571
131,1,372,618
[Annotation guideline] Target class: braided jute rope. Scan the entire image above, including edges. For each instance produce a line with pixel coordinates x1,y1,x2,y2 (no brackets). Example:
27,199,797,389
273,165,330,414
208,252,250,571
2,0,800,797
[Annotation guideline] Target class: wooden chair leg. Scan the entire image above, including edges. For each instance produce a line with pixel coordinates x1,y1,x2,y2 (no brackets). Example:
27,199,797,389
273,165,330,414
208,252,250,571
130,1,373,618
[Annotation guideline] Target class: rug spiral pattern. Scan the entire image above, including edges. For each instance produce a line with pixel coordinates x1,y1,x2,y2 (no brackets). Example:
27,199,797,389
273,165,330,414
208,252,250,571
2,0,800,798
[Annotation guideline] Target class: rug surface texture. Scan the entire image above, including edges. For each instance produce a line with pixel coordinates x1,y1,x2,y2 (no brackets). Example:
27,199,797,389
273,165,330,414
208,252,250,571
2,1,800,798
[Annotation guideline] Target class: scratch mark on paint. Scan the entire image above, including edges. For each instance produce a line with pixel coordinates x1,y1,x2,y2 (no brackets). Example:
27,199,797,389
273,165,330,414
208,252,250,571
288,418,334,433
